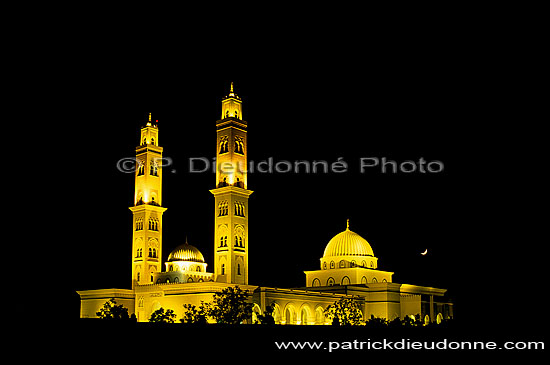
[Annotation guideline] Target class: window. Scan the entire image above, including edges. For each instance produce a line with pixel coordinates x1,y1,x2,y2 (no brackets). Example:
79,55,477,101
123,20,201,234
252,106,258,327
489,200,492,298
330,261,335,269
351,260,356,267
136,248,143,258
235,201,245,217
137,161,145,176
323,262,327,270
341,276,350,285
234,110,239,119
148,218,159,231
150,162,158,176
327,277,335,286
221,264,225,275
136,217,144,231
219,136,229,154
237,264,241,275
218,201,228,216
234,136,244,154
150,137,155,145
312,278,321,287
219,235,228,248
196,266,201,272
339,260,345,268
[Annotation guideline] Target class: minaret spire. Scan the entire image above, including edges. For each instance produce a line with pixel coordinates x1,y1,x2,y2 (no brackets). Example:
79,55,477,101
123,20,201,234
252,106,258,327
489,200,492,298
346,219,350,230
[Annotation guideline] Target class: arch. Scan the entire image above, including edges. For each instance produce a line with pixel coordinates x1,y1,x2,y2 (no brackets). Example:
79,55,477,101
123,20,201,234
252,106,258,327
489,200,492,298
436,313,443,324
341,276,351,285
424,315,430,325
298,303,313,325
151,301,161,312
314,306,326,325
312,278,321,287
382,278,387,283
327,277,335,286
339,260,345,268
323,262,327,270
283,304,297,325
372,277,378,283
252,304,262,324
271,303,282,324
187,277,194,283
330,261,335,269
361,276,367,284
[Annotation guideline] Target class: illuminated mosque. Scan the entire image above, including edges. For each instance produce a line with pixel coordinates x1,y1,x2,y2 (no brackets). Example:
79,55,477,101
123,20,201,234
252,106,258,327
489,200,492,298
78,84,453,325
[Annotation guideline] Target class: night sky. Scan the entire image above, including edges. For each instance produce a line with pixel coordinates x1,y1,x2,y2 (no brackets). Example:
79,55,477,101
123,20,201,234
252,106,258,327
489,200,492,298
55,51,541,332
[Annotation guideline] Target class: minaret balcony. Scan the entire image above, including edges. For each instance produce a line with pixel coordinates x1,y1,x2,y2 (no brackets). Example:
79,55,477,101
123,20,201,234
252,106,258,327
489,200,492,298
135,197,161,207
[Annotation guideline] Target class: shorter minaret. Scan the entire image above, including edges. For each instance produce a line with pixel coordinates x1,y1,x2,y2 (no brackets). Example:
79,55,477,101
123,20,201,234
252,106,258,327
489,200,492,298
129,113,167,288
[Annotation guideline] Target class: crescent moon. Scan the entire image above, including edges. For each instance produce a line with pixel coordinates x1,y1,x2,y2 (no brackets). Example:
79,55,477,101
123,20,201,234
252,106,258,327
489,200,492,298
421,249,428,255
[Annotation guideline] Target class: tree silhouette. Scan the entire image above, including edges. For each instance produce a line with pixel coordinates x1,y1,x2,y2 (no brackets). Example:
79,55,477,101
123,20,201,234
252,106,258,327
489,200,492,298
181,302,209,324
255,303,275,325
149,307,177,323
96,298,130,320
208,286,253,324
324,297,363,326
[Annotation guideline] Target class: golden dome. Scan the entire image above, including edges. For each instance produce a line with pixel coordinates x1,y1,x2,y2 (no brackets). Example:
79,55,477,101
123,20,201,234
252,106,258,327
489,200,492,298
167,242,205,263
323,220,374,258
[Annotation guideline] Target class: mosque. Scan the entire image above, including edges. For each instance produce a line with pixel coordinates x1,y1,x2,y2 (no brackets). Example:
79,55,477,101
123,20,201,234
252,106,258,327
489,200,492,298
78,84,453,325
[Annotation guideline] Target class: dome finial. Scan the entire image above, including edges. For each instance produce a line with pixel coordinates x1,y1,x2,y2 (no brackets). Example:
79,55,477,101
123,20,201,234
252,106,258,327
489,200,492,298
346,218,350,230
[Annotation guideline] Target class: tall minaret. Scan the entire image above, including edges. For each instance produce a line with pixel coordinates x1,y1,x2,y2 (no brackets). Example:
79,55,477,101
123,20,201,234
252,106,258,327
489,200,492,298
210,83,253,284
129,113,167,288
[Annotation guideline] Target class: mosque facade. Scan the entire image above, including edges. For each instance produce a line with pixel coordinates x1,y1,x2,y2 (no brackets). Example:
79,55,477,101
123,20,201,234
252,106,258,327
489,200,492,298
78,85,453,325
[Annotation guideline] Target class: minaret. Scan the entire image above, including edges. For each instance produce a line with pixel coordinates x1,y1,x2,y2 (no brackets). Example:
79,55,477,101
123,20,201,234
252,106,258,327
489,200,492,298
129,113,167,288
210,83,253,284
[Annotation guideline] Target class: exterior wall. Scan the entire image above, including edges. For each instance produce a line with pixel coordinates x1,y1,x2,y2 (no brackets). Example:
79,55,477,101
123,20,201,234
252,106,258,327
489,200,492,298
77,289,135,319
305,267,394,287
134,282,257,323
253,287,353,325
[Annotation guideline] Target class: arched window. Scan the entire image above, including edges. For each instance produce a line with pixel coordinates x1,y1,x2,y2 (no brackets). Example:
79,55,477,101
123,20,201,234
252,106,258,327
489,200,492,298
148,247,153,257
136,217,143,231
237,264,241,275
138,162,145,176
327,277,335,286
350,260,356,267
219,136,229,154
323,262,327,270
150,138,155,145
372,277,378,283
150,163,158,176
339,260,345,268
312,278,321,287
187,277,194,283
137,272,140,281
196,266,201,272
152,248,157,258
234,110,239,119
225,110,229,118
330,261,335,269
361,276,367,284
221,264,225,275
341,276,351,285
142,137,147,145
174,277,179,283
168,264,173,271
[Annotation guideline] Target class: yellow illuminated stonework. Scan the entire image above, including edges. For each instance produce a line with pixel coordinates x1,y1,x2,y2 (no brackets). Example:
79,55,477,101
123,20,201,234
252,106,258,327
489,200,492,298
78,84,453,324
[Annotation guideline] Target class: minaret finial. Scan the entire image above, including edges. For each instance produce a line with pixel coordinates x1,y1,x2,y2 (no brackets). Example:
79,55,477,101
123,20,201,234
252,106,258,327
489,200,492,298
149,112,152,122
230,82,234,93
346,219,350,230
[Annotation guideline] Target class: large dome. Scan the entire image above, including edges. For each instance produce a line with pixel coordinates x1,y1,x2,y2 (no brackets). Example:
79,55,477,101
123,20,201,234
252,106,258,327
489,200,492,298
167,241,205,263
323,221,374,258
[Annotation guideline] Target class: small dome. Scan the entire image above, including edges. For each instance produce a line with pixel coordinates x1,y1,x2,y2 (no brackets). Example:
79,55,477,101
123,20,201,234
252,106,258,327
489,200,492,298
167,241,205,263
323,221,374,258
